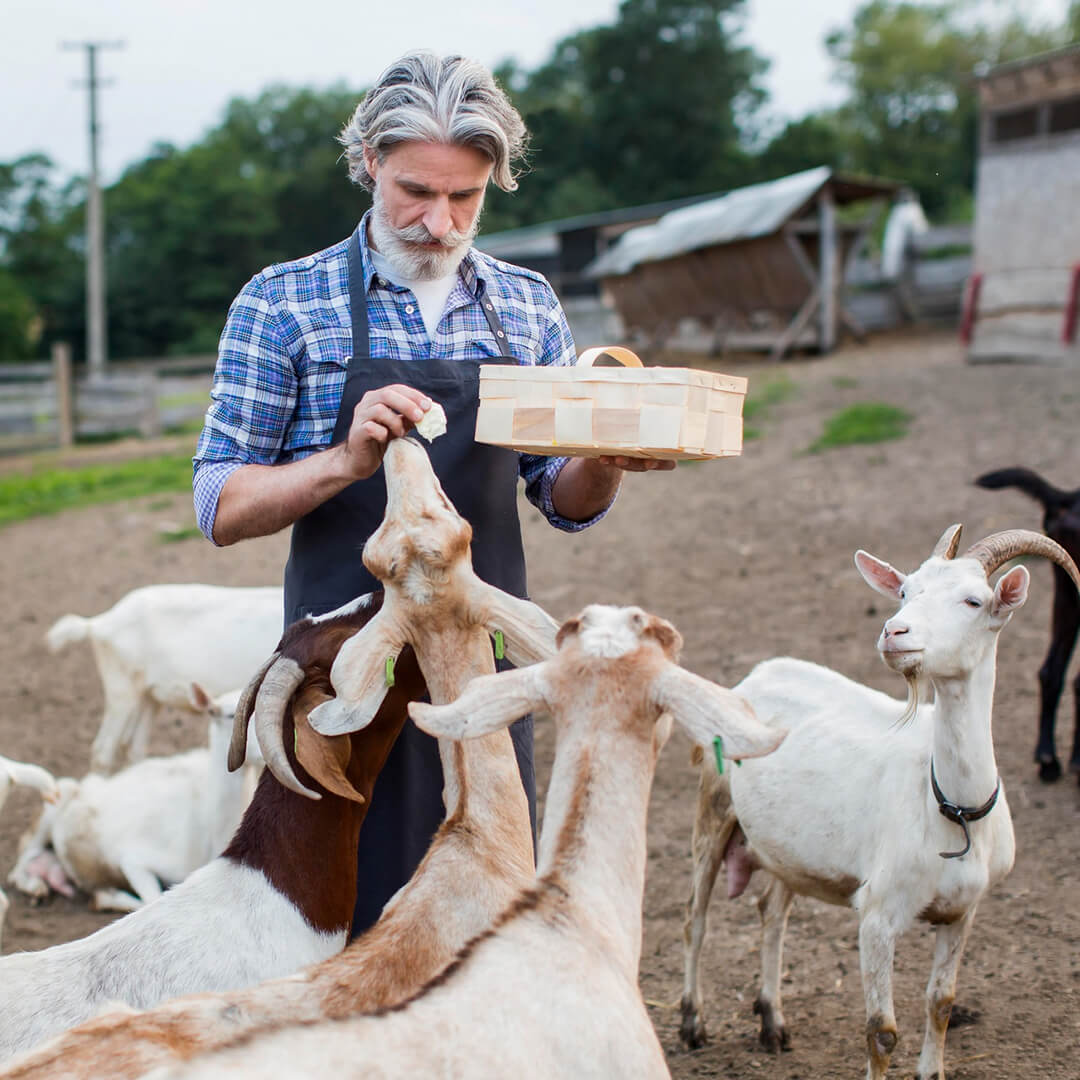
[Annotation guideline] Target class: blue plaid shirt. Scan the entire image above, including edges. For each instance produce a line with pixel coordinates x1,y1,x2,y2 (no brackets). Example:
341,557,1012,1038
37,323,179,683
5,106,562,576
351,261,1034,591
193,213,612,541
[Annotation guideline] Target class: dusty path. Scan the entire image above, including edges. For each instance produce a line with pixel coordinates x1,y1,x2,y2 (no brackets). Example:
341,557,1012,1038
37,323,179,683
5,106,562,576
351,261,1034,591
1,330,1078,1077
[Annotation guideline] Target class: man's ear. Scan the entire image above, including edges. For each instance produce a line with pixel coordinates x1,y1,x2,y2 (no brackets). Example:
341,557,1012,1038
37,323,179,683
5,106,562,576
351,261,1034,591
362,143,379,184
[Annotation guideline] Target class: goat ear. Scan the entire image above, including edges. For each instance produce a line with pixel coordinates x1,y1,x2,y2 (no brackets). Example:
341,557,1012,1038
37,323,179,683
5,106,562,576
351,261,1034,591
854,550,906,599
313,611,406,736
409,664,551,740
555,616,582,650
643,614,682,660
292,693,366,804
652,667,786,760
188,683,213,712
475,585,559,666
991,564,1029,619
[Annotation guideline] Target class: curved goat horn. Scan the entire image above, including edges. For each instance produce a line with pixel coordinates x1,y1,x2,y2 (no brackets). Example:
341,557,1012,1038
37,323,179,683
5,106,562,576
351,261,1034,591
932,523,963,560
228,652,280,773
962,529,1080,593
252,657,320,800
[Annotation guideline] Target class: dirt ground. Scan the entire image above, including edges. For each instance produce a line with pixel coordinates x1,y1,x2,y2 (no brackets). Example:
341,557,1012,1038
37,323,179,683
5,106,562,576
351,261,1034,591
2,329,1079,1078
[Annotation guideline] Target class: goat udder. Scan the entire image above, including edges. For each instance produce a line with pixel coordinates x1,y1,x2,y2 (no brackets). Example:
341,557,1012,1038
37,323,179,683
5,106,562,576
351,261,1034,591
723,827,754,899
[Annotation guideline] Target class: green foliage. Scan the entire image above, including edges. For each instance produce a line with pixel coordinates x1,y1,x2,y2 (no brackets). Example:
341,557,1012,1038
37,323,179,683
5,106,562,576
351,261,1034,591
743,375,797,421
157,524,202,543
808,402,911,451
0,453,195,527
0,268,39,361
823,1,1069,217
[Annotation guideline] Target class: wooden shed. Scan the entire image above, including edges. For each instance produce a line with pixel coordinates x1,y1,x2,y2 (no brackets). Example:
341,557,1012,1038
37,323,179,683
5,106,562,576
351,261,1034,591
585,167,898,359
967,44,1080,365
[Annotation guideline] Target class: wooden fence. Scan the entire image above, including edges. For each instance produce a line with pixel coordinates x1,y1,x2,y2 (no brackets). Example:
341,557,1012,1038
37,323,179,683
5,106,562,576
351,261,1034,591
0,346,217,455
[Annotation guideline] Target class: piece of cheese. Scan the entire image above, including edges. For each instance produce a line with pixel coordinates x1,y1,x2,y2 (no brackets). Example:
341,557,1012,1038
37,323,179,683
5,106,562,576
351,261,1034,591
415,401,447,442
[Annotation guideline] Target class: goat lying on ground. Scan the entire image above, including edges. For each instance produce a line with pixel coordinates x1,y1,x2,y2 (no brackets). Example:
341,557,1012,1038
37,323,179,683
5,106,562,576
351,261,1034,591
47,584,283,773
137,604,784,1080
6,688,258,914
976,467,1080,782
0,434,557,1080
0,593,424,1064
680,524,1080,1080
0,758,58,952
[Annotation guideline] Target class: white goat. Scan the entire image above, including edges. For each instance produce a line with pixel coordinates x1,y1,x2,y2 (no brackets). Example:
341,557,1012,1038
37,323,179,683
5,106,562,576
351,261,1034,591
143,605,784,1080
0,434,558,1080
680,524,1080,1080
0,757,59,952
46,584,283,773
6,687,258,914
0,593,426,1064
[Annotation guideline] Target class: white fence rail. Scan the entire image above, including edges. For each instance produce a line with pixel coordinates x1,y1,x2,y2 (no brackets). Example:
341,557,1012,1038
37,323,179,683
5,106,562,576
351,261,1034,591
0,346,216,455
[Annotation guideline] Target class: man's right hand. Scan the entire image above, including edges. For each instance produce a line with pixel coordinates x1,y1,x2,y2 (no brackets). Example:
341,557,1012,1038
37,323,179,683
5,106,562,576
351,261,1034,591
342,384,433,480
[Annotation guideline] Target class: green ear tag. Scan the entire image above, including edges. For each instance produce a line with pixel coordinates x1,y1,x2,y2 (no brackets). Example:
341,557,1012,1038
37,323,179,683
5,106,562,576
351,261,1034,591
385,655,395,687
493,630,505,661
713,736,724,775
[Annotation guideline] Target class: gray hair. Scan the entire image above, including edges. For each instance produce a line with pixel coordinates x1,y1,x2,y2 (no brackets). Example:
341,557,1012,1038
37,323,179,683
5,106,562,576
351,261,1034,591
340,52,528,193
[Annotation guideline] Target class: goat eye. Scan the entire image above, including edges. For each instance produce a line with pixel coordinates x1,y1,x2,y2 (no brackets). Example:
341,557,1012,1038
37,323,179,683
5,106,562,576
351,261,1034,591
964,597,982,609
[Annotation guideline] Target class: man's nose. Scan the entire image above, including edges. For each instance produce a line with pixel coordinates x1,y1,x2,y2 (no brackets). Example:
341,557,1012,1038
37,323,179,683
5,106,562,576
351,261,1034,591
424,198,452,239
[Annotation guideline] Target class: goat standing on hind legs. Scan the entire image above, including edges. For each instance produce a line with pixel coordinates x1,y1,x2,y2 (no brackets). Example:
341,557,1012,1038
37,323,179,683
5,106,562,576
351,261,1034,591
680,523,1080,1080
976,467,1080,783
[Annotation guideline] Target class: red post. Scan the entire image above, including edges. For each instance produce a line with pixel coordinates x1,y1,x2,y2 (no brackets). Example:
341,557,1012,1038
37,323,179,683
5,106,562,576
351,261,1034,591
959,272,982,345
1062,263,1080,345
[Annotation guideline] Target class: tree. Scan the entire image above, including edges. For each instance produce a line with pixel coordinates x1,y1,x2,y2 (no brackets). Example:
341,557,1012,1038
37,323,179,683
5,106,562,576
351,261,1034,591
487,0,768,227
825,1,1068,216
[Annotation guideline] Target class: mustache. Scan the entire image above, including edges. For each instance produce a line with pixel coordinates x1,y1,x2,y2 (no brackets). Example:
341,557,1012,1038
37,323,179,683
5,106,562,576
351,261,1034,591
391,222,473,249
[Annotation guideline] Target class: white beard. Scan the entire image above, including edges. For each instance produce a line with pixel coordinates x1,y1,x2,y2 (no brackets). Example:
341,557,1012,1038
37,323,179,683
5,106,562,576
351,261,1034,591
368,184,481,282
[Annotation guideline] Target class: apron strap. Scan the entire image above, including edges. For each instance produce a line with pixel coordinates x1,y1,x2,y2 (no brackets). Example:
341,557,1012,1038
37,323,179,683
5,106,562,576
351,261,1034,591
333,229,373,444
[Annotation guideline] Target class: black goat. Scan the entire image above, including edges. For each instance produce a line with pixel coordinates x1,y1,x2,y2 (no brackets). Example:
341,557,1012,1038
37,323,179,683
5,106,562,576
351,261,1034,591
976,467,1080,782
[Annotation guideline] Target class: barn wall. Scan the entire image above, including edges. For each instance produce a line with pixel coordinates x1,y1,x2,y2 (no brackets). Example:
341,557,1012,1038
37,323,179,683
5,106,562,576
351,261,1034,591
969,133,1080,365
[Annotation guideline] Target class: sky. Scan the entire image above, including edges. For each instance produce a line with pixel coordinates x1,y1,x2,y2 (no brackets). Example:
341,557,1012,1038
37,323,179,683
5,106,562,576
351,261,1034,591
1,0,1073,183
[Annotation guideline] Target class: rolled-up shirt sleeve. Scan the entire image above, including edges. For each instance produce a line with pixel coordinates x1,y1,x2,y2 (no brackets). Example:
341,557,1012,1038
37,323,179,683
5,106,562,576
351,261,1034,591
192,275,297,542
519,292,616,532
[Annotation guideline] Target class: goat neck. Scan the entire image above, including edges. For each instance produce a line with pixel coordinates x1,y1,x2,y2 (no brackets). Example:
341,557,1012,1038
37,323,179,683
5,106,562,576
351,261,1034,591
533,660,665,977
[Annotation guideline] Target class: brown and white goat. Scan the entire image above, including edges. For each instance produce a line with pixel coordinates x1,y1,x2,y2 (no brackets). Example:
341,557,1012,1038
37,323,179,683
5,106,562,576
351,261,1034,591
977,467,1080,781
141,605,784,1080
0,593,423,1064
0,435,556,1079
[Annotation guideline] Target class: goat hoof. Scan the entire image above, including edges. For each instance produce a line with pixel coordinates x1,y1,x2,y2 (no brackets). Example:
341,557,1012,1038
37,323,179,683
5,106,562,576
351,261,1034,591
947,1004,979,1028
754,998,790,1053
678,997,707,1050
1037,757,1062,783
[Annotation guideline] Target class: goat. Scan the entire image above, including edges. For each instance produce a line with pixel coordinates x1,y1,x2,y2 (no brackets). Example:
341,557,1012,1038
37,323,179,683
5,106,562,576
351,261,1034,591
46,584,283,773
0,434,558,1079
0,591,425,1064
123,605,784,1080
6,687,259,914
0,758,59,952
680,524,1080,1080
976,467,1080,782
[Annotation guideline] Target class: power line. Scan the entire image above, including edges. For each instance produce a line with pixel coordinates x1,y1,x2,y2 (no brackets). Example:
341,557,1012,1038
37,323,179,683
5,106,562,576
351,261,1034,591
62,39,124,379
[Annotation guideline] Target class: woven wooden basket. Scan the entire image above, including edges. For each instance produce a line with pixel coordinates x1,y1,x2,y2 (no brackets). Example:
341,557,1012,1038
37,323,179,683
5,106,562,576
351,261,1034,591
475,346,747,461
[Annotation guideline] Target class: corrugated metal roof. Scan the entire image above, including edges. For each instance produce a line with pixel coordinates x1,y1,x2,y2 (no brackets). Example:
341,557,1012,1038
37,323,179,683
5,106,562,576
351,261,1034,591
586,167,897,278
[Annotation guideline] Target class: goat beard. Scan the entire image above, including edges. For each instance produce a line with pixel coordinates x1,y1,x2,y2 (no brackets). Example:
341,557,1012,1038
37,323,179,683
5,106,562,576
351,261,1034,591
897,672,920,727
369,182,480,282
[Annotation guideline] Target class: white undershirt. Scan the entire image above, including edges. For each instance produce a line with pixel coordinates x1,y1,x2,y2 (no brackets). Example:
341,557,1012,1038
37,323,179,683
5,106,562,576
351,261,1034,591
369,251,458,339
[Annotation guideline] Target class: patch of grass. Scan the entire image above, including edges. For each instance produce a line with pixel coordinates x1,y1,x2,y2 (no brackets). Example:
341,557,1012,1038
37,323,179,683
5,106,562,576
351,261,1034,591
743,425,761,442
808,403,912,453
831,375,859,389
158,390,210,409
743,375,797,423
0,453,194,528
158,525,202,544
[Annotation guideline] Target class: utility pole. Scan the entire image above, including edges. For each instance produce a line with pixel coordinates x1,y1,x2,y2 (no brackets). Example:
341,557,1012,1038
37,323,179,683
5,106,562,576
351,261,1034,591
63,39,123,379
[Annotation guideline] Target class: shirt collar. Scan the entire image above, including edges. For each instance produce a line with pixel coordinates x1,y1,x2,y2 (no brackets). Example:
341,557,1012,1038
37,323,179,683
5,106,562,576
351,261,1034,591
355,210,486,299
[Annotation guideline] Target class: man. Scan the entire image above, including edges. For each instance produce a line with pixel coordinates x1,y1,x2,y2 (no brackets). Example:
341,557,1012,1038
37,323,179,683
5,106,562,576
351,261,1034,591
194,51,673,935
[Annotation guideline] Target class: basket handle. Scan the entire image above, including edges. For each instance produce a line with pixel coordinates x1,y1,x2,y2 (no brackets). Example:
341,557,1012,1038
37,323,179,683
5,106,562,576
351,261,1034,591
575,346,644,368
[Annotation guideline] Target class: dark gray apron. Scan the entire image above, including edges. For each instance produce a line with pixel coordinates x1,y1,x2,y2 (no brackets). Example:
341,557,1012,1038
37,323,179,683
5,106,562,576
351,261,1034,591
284,230,535,936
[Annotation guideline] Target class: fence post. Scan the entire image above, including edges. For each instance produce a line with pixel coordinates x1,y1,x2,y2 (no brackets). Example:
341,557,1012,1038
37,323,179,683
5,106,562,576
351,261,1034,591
52,341,75,448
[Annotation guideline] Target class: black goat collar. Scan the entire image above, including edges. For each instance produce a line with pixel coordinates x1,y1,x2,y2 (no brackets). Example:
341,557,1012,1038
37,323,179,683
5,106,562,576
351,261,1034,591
930,759,1001,859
